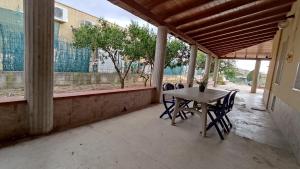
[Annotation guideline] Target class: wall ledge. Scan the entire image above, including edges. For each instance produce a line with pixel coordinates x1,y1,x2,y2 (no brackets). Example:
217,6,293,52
0,87,156,104
0,96,26,104
53,87,155,99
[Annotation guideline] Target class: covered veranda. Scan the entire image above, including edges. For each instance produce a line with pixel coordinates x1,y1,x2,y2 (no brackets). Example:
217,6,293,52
0,0,300,168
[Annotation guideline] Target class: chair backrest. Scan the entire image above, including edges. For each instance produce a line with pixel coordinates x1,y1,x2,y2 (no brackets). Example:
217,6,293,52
175,83,185,89
229,91,238,110
223,93,231,110
215,92,231,111
163,83,175,91
162,83,175,102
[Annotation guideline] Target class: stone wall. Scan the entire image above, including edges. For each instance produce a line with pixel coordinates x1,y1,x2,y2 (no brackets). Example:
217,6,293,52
271,97,300,163
0,71,141,89
0,87,155,143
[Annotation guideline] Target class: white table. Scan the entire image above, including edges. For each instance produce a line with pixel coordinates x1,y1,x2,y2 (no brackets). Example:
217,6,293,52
163,87,229,137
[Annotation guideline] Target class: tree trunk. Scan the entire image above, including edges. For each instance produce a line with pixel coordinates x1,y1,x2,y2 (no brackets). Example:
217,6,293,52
144,78,149,87
120,78,125,89
91,49,98,72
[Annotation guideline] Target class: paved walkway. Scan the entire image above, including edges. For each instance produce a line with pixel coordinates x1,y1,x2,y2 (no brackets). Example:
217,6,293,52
0,91,299,169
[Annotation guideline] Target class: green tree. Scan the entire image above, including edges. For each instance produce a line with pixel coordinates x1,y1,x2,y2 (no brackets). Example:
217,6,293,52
138,26,156,86
219,59,237,81
196,51,206,70
98,20,145,88
72,25,100,71
166,38,190,68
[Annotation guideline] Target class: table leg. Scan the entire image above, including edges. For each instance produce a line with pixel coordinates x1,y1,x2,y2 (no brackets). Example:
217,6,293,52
171,97,180,125
201,103,208,137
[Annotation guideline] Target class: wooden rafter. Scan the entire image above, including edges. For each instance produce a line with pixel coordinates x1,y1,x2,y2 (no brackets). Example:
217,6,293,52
200,28,277,45
195,22,278,42
179,0,294,31
211,37,274,51
192,14,286,40
204,33,276,48
155,0,211,21
184,4,292,35
214,40,273,55
166,0,254,24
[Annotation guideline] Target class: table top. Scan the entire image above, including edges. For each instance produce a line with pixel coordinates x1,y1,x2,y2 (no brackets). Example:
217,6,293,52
163,87,229,103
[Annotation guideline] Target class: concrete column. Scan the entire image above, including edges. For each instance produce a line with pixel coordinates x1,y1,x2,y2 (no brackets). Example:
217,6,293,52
151,26,168,103
24,0,54,134
213,58,220,87
203,54,213,81
251,60,261,93
187,45,197,87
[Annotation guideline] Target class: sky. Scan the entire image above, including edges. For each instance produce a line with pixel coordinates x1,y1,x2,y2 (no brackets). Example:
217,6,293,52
57,0,270,74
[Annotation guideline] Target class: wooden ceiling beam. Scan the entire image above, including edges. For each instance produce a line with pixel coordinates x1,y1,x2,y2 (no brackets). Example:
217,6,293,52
156,0,211,21
200,28,278,45
108,0,218,57
166,0,254,24
192,15,285,40
216,45,270,55
213,42,273,56
218,57,270,60
213,40,273,54
190,13,286,38
146,0,165,9
181,1,294,33
210,37,274,51
204,32,276,48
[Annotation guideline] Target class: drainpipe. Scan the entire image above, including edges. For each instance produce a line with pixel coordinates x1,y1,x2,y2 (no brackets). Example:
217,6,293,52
266,30,283,109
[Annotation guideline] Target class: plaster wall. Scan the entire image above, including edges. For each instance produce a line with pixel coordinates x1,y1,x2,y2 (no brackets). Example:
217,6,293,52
263,1,300,163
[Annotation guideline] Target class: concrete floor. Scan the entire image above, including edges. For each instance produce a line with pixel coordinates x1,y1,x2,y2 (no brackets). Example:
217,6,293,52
0,91,299,169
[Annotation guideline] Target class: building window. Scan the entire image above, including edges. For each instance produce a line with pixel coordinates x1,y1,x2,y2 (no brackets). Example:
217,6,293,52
54,7,63,18
275,40,288,84
294,63,300,90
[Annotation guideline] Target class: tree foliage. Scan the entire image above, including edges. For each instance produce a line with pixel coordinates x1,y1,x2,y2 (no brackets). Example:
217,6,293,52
219,59,237,81
166,38,190,68
196,51,207,69
72,18,192,88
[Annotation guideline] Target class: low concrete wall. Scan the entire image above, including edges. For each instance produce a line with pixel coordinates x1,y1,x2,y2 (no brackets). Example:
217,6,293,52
0,87,155,143
0,98,28,141
0,71,141,89
271,96,300,163
53,87,155,131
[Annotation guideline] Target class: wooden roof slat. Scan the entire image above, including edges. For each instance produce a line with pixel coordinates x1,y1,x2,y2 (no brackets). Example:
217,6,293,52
184,4,292,35
192,14,284,40
213,36,274,53
167,0,255,25
200,28,278,45
153,0,211,21
205,32,276,48
210,36,274,51
146,0,165,9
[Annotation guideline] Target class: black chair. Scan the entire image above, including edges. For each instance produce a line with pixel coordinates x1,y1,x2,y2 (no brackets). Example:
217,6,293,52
175,83,185,89
160,83,185,120
206,93,231,140
224,90,238,128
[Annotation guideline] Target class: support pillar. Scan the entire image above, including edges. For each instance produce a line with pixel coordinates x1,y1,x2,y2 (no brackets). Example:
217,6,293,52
213,58,220,87
151,26,168,103
251,60,261,93
24,0,54,134
203,54,213,81
187,45,197,87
